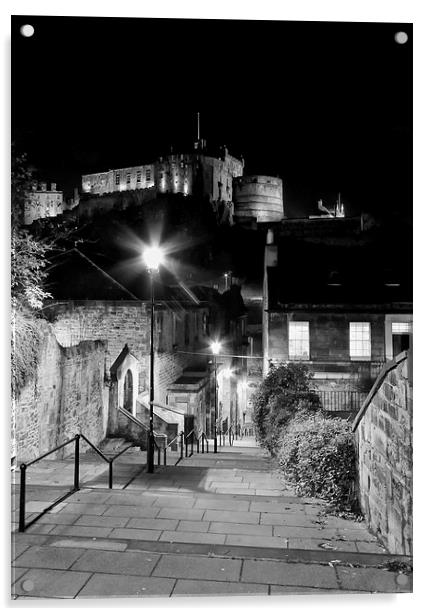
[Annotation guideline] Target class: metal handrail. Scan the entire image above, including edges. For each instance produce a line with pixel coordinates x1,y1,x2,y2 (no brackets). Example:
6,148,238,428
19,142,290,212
163,431,184,466
18,432,142,533
18,435,80,533
200,431,210,454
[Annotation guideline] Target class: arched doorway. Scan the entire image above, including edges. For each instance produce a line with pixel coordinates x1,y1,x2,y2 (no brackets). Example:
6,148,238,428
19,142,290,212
123,369,133,411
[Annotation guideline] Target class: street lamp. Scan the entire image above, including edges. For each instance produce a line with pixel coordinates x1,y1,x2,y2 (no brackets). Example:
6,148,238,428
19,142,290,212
142,245,164,473
210,341,221,453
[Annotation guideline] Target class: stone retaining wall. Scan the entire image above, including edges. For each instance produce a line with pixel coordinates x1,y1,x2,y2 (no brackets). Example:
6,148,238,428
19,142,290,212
13,321,107,462
353,351,412,555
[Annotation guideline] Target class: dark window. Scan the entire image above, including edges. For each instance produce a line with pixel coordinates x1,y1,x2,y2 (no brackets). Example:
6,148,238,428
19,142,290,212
115,173,120,185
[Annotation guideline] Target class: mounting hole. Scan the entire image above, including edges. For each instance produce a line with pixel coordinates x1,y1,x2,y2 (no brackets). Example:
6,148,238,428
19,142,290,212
21,579,34,592
394,31,408,45
20,24,34,38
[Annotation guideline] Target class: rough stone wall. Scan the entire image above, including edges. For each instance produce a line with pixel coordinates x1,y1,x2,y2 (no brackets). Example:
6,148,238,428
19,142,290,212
353,352,412,555
13,322,107,462
46,301,209,407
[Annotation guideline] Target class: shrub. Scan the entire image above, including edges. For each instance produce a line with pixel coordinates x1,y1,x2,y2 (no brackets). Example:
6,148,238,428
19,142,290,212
11,305,43,397
252,363,321,454
278,413,358,512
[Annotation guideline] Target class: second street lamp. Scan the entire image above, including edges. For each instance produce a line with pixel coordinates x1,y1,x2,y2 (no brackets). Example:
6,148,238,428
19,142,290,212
210,341,221,453
142,245,164,473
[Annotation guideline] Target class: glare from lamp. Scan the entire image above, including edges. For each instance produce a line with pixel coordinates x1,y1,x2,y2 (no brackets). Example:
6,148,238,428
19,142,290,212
211,341,222,355
143,245,164,271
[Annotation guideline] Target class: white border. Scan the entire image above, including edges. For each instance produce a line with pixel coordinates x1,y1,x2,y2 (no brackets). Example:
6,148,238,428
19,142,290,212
2,2,429,615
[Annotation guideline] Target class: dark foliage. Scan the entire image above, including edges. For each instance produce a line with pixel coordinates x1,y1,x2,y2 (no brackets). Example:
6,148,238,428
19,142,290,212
251,363,321,454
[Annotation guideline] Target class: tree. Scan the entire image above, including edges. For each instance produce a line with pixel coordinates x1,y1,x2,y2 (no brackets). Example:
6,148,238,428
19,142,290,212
11,150,52,310
252,363,321,454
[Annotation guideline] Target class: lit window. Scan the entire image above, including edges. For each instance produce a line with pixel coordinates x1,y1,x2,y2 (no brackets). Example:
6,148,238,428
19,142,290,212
288,321,310,360
349,322,371,360
115,173,120,185
392,322,412,334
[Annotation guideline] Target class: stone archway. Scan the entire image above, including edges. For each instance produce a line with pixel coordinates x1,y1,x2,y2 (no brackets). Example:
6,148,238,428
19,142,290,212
108,345,139,434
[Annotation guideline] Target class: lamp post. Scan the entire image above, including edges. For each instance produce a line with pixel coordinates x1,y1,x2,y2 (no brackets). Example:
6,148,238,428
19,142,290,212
142,245,164,473
210,341,221,453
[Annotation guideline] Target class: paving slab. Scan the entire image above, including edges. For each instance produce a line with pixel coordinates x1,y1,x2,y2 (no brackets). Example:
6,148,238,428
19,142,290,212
104,505,160,518
274,525,336,539
270,585,341,595
250,501,305,513
49,525,113,538
241,560,339,588
104,493,157,506
71,549,160,576
177,520,210,532
109,528,162,541
288,538,358,552
157,507,204,521
209,522,273,536
14,546,85,570
152,554,242,582
173,579,269,596
77,573,176,597
193,498,250,511
50,538,128,551
337,566,412,593
62,503,109,515
203,510,259,524
75,514,130,528
159,530,227,545
355,541,387,554
12,568,92,599
225,534,287,549
260,513,320,527
66,492,112,504
126,517,178,531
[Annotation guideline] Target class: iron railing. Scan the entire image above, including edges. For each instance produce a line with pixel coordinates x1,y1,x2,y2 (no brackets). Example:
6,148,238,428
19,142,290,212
312,390,367,413
185,429,200,457
164,431,184,466
17,432,140,533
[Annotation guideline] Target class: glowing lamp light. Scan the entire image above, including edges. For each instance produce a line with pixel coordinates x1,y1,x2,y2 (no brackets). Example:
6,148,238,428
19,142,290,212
210,341,221,355
143,245,164,271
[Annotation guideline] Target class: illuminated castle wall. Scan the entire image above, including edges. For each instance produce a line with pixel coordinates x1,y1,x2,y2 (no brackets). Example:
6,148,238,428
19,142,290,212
81,146,244,206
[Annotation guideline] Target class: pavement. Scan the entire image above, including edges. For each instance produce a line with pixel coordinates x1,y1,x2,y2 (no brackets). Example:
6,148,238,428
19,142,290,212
10,437,412,599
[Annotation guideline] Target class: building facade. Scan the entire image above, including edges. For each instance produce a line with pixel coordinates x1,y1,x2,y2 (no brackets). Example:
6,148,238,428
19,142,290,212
24,181,64,225
262,224,412,416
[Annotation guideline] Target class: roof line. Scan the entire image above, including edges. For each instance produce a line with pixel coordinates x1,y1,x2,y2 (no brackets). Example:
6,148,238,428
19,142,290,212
73,248,140,301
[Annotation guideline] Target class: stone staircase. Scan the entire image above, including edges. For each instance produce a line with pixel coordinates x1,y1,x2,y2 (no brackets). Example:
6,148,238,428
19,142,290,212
11,443,412,598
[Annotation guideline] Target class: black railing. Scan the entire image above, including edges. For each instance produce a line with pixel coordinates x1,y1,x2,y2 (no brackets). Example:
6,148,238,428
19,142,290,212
200,431,210,454
163,431,184,466
220,426,235,447
312,390,367,413
18,432,139,533
185,429,199,457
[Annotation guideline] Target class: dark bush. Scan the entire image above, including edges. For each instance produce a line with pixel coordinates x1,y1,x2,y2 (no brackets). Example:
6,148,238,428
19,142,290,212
251,363,321,454
277,413,358,512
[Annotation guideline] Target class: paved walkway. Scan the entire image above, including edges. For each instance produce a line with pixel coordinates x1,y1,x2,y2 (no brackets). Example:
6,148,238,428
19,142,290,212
11,442,412,599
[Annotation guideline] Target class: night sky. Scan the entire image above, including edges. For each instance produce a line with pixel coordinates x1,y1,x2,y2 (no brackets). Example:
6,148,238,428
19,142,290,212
11,16,412,222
